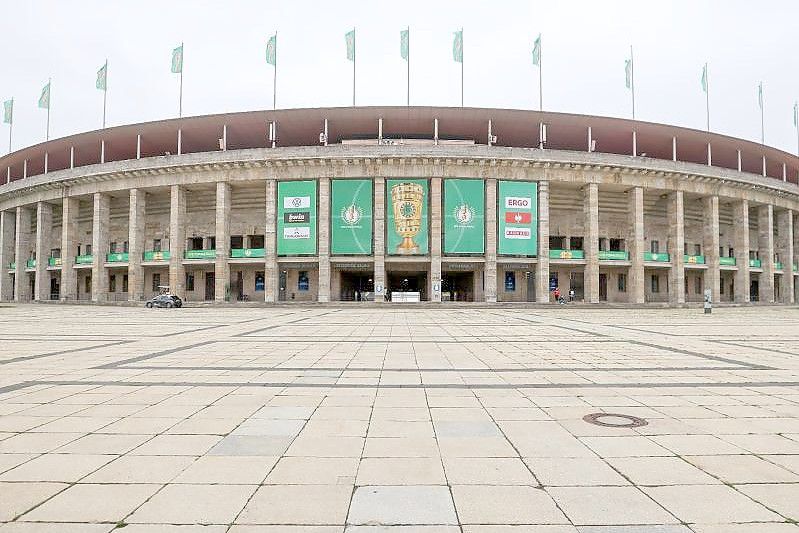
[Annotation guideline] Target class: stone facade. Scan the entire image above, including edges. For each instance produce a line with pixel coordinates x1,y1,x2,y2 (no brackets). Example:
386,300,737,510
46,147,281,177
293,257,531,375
0,142,798,305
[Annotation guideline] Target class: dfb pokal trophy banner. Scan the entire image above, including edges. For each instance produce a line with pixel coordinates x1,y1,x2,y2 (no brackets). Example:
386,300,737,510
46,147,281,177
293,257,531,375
387,179,428,255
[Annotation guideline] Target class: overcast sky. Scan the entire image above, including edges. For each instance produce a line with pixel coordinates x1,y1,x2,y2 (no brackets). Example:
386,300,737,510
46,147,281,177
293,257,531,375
1,0,798,156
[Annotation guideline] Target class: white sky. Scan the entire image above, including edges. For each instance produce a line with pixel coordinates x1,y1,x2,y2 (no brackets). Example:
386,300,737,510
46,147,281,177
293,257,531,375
1,0,798,155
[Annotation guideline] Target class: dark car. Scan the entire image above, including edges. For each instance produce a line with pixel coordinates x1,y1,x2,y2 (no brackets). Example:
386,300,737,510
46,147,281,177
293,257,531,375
145,294,183,308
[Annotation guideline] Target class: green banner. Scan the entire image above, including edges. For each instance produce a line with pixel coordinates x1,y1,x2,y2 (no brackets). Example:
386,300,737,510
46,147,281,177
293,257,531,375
386,179,429,255
331,179,373,255
444,179,485,254
277,180,317,255
498,181,538,256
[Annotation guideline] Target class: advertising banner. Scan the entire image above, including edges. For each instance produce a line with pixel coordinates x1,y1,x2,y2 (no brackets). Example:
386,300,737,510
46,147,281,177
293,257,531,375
277,180,317,255
386,179,429,255
444,179,485,254
498,180,538,256
331,179,373,255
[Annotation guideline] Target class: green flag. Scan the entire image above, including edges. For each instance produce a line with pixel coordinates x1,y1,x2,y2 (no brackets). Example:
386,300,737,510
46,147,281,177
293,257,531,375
624,58,632,89
96,62,108,91
266,34,276,66
345,29,355,61
531,34,541,66
757,82,763,110
171,44,183,73
701,63,707,93
2,99,12,124
452,29,463,63
38,81,51,109
400,28,409,60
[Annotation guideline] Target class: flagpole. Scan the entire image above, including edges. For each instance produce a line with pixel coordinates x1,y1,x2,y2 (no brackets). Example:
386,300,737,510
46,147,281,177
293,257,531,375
760,86,764,144
8,98,12,153
102,60,108,129
538,38,543,112
407,26,410,107
353,29,356,106
273,32,277,110
461,28,464,107
46,78,51,141
704,63,710,131
179,42,184,118
630,45,635,120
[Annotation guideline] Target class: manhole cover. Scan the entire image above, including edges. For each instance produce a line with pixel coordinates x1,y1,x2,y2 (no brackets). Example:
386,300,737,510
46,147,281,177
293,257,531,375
583,412,648,428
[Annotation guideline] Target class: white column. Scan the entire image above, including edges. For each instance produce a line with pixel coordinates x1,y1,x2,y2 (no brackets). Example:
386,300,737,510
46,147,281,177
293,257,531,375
34,201,53,301
584,183,599,303
0,211,15,301
628,186,645,303
91,192,110,302
318,177,331,302
703,195,721,303
430,177,442,302
668,191,685,305
215,182,231,302
373,177,386,303
758,204,775,303
14,206,32,302
60,198,79,301
128,189,146,301
535,180,550,303
484,178,497,302
733,200,750,303
264,180,278,302
169,185,187,297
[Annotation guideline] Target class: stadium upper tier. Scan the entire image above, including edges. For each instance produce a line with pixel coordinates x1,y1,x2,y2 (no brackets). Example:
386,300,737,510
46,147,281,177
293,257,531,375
1,106,797,188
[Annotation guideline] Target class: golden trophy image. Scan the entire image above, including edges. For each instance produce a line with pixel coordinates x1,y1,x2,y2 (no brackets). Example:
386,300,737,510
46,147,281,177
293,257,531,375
391,182,424,254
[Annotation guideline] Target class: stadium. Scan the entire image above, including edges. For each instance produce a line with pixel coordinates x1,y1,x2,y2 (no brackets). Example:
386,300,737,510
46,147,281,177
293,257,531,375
0,105,797,305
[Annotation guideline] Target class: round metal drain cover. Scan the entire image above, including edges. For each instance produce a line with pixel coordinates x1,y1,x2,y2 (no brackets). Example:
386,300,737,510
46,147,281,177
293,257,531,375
583,412,648,428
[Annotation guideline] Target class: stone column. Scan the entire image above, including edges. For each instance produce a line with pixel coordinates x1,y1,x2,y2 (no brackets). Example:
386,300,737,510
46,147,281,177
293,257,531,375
91,192,110,302
34,202,53,301
430,177,442,302
667,191,685,305
0,211,15,301
535,180,550,303
169,185,187,297
733,200,750,303
758,204,775,303
60,198,79,301
584,182,599,303
215,182,231,302
264,180,278,302
14,206,32,302
484,178,497,303
318,177,331,302
703,195,721,303
373,177,386,303
128,189,146,301
777,209,795,304
627,186,645,303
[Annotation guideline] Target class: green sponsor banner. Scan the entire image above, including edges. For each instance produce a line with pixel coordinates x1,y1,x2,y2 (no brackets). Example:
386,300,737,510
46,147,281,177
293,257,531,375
498,180,538,256
444,179,485,254
331,179,373,255
386,179,429,255
277,180,317,255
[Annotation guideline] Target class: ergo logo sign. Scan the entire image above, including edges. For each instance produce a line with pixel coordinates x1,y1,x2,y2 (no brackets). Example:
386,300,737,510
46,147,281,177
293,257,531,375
505,196,531,209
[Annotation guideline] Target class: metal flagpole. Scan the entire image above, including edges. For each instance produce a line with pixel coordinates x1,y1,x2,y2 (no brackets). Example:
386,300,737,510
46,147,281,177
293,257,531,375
179,42,184,118
631,47,636,120
461,28,464,107
273,32,277,110
7,98,12,153
538,39,543,112
795,103,799,156
759,83,764,144
353,29,356,106
102,60,108,129
46,78,51,141
407,27,410,106
705,63,710,131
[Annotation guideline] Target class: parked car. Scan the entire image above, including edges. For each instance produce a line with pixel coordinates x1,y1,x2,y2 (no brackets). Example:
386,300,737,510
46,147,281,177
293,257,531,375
145,294,183,308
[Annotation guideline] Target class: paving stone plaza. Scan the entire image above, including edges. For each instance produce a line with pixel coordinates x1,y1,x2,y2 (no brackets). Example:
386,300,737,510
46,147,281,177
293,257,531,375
0,304,798,531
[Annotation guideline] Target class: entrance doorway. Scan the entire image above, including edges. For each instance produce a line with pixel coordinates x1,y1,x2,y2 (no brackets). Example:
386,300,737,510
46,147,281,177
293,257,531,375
569,271,585,301
750,279,759,302
442,272,474,302
599,273,608,301
205,272,215,301
50,277,60,300
340,272,374,301
387,272,427,301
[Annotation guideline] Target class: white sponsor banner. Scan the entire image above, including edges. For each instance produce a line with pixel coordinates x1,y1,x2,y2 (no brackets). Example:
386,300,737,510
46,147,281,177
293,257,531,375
504,227,531,240
283,226,311,239
504,196,532,209
283,196,311,209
